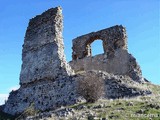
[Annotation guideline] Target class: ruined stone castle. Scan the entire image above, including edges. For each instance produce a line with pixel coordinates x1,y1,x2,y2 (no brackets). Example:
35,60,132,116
3,7,148,115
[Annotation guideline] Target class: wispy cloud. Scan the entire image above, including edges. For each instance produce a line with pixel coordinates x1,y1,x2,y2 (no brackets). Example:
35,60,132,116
0,94,8,105
0,85,20,105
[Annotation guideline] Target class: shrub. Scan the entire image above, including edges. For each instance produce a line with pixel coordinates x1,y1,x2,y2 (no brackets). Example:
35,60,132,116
77,72,104,103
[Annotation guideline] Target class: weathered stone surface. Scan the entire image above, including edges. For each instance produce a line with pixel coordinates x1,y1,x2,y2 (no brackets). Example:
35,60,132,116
70,50,129,75
75,71,151,99
4,78,78,115
72,25,127,60
4,6,76,115
70,26,143,82
20,7,73,85
18,71,151,119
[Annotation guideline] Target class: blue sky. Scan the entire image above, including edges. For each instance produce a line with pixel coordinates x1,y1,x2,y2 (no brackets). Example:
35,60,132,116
0,0,159,105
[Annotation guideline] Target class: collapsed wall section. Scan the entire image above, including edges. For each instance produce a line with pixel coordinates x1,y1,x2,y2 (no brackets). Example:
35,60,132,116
20,7,73,85
70,25,143,82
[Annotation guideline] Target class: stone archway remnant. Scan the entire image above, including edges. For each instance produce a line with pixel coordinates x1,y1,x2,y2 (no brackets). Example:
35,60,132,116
72,25,127,60
70,25,143,83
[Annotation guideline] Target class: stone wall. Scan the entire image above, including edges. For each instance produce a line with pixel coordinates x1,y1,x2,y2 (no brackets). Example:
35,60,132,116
4,78,78,115
20,7,73,85
70,26,143,82
72,25,127,60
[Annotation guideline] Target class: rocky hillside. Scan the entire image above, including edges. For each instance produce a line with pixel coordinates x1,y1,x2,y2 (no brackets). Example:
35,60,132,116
0,82,159,120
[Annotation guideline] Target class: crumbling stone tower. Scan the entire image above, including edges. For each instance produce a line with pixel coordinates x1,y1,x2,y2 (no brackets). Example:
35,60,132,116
3,7,76,115
20,7,73,85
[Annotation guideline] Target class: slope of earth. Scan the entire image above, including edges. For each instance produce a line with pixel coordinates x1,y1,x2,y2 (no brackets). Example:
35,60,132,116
1,82,159,120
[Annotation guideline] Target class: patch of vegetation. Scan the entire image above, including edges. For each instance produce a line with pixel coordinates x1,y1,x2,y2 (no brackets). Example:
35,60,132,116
15,103,39,120
69,102,95,110
67,83,160,120
77,72,104,103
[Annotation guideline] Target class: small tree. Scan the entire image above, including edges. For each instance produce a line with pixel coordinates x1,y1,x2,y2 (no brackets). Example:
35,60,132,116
77,72,104,103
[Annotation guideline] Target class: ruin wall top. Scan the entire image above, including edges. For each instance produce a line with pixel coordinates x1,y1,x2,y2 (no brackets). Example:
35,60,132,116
23,7,62,53
72,25,127,60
